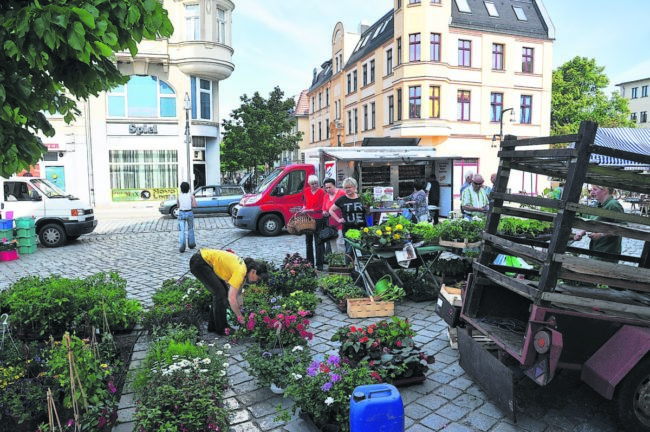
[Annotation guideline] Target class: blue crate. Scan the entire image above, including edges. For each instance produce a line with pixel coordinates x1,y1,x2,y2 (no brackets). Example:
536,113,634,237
0,219,12,230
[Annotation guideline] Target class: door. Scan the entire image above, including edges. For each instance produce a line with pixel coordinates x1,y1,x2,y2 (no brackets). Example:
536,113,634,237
45,166,66,191
193,186,219,213
272,169,307,222
2,180,45,219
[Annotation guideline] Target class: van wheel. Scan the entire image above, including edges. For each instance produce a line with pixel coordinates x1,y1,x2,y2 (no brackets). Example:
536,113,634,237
228,203,237,216
617,356,650,431
258,214,282,236
39,223,67,248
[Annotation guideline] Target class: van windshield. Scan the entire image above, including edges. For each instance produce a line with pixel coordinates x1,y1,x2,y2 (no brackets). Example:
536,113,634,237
31,179,70,198
254,168,283,194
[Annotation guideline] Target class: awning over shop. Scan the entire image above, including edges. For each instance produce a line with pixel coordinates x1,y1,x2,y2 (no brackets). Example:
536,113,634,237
591,128,650,170
321,146,453,163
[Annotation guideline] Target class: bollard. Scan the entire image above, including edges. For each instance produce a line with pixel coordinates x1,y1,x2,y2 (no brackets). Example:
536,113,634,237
350,383,404,432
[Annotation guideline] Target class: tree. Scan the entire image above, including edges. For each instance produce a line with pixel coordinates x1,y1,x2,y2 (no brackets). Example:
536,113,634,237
221,87,302,174
551,56,634,136
0,0,173,178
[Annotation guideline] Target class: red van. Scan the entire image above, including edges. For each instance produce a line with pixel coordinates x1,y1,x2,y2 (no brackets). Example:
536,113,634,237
232,164,316,236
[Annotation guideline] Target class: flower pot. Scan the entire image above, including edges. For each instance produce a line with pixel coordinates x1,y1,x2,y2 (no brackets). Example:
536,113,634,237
270,383,286,394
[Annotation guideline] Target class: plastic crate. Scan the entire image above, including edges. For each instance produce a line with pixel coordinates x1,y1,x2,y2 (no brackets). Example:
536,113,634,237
0,219,12,230
14,217,35,229
0,229,14,240
17,244,37,255
0,250,19,261
15,227,36,238
17,236,38,247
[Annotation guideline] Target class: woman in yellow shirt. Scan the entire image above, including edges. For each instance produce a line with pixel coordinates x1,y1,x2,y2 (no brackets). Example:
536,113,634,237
190,249,267,335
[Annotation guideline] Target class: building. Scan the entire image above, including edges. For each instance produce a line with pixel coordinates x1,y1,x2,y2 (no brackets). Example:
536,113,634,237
617,77,650,129
36,0,235,206
304,0,554,197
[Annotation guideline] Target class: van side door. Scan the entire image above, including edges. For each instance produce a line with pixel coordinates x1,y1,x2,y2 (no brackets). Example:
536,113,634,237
2,180,45,219
270,169,307,221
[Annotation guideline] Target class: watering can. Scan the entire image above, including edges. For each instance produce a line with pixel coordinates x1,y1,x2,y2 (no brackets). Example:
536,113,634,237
375,275,392,294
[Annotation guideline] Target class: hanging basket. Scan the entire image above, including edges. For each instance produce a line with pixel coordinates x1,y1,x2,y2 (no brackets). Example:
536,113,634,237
287,212,316,235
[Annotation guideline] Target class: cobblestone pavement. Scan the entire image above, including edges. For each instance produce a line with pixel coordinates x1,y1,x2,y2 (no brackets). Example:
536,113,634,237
1,209,641,432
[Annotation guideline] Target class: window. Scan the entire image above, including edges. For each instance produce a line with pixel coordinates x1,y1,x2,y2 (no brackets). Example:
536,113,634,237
455,0,471,13
371,102,376,129
363,104,368,130
190,77,212,120
108,76,177,118
386,49,393,74
492,43,504,70
409,33,421,62
311,124,314,142
370,60,375,83
641,111,648,123
430,33,441,62
353,108,358,133
347,73,352,94
397,37,402,65
490,93,503,122
348,110,352,133
409,86,421,119
326,118,330,139
513,6,527,21
397,0,402,8
353,71,358,92
318,93,322,110
642,86,649,97
109,150,178,190
484,1,499,16
185,4,200,40
457,90,470,121
318,121,322,141
522,47,534,73
409,0,421,3
397,89,402,121
388,95,395,124
429,86,440,118
363,64,368,86
216,8,226,43
326,88,330,106
276,170,307,196
458,40,471,67
631,87,639,99
311,97,315,113
520,95,532,124
431,0,441,3
631,112,638,122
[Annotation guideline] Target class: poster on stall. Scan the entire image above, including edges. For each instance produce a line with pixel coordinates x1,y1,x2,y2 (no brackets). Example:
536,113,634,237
373,186,393,201
324,161,336,181
436,160,451,185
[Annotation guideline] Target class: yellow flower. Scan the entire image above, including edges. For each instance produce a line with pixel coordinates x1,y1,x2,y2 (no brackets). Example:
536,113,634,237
394,234,400,240
101,364,108,369
385,226,392,232
396,224,403,230
363,227,369,233
376,230,382,236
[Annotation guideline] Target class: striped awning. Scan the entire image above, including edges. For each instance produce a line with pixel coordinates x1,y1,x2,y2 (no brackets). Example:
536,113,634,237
591,128,650,169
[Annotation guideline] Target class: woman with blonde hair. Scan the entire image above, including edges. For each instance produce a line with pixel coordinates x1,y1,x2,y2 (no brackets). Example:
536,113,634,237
302,174,325,270
329,177,367,262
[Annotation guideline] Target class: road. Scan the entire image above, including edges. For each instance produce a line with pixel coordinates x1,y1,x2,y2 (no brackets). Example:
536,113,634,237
0,209,635,432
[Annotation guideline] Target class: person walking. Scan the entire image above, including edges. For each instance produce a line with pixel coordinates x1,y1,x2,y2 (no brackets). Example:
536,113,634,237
573,185,624,262
189,249,268,334
401,180,429,222
461,174,489,220
329,177,367,263
426,174,440,224
177,181,197,253
322,178,346,254
302,175,325,270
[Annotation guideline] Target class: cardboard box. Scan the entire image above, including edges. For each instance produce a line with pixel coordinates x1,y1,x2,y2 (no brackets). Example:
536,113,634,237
436,284,462,327
347,298,394,318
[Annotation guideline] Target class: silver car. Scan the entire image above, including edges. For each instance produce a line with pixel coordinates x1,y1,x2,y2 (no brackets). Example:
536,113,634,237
158,185,245,218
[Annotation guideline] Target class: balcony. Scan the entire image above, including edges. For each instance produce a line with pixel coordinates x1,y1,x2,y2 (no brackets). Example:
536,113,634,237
169,41,234,81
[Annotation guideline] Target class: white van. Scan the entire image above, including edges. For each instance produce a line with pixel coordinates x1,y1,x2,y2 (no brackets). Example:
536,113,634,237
1,177,97,247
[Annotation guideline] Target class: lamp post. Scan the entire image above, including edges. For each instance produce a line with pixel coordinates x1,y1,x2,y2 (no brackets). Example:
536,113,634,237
184,92,192,185
492,107,514,148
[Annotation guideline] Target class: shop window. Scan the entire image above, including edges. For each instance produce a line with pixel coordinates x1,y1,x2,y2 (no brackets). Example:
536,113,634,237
107,76,177,118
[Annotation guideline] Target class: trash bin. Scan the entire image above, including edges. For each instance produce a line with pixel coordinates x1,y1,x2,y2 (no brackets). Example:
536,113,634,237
350,383,404,432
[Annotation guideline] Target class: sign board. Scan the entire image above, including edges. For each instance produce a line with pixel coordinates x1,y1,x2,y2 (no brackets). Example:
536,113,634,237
324,161,336,181
437,160,451,185
373,186,393,201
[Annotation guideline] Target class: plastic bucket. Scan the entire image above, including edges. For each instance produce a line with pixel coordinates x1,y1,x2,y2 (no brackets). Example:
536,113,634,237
350,384,404,432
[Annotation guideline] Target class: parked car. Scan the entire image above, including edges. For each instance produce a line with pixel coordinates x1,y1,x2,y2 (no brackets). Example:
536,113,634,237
159,185,245,218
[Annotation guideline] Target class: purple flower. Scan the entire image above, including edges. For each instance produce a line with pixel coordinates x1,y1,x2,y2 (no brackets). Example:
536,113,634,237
330,373,341,383
326,355,339,366
307,361,319,376
321,382,332,391
108,382,117,394
262,351,272,359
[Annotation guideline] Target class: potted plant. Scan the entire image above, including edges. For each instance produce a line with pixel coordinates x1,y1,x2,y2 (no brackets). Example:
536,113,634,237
231,307,314,347
325,252,352,274
319,274,366,312
395,269,438,302
243,344,312,392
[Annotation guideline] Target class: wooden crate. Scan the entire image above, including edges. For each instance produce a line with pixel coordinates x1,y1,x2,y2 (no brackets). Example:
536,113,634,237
347,298,394,318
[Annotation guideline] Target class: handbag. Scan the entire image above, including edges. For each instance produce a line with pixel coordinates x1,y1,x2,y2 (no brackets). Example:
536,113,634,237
318,217,339,242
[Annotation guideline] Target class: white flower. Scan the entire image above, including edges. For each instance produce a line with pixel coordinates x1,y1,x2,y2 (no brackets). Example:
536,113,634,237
292,346,304,352
202,358,211,364
291,373,302,380
223,362,229,368
219,370,227,376
223,344,231,350
324,397,334,406
216,351,223,356
208,343,215,347
200,369,208,373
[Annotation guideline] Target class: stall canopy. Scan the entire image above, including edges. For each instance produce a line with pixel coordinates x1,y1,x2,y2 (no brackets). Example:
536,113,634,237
321,146,455,163
590,128,650,170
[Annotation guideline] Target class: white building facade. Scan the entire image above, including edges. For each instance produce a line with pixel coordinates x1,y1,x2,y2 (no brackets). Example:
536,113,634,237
37,0,235,206
617,77,650,129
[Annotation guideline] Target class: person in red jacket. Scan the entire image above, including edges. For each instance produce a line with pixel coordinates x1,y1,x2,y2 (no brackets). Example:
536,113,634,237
302,174,325,270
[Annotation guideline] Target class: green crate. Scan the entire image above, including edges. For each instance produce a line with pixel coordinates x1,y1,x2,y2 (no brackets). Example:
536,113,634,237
18,244,37,255
17,236,38,247
15,227,36,237
0,229,14,241
14,217,35,229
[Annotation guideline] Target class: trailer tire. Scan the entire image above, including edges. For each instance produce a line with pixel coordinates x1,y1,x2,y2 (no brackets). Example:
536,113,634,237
616,356,650,431
258,214,282,236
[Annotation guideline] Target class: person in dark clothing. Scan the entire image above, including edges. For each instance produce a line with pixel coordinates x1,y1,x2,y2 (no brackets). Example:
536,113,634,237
426,174,440,224
329,177,367,264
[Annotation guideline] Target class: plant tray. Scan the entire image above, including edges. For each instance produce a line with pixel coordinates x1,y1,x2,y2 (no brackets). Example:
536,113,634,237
406,293,437,303
438,239,481,249
325,292,347,312
347,298,394,318
391,373,426,387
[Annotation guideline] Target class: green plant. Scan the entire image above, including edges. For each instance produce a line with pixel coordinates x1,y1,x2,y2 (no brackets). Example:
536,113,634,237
437,218,484,242
372,278,406,302
325,252,350,267
232,308,314,347
409,221,441,242
267,253,318,296
359,189,375,208
394,269,437,298
278,290,321,314
428,252,470,276
319,274,366,302
152,276,212,309
243,344,312,388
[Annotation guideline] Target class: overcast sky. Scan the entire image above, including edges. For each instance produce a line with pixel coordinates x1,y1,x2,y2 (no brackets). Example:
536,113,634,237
219,0,650,121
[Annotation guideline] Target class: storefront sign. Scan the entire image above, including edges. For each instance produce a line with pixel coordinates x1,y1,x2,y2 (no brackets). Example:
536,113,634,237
128,124,159,135
111,187,177,201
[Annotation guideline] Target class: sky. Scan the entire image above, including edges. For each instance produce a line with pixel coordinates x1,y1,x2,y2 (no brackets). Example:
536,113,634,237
219,0,650,121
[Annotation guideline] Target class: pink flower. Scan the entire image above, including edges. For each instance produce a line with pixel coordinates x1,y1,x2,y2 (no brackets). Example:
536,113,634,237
108,381,117,394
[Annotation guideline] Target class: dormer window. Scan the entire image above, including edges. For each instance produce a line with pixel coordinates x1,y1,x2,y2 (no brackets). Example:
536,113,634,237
455,0,471,13
513,6,527,21
484,1,499,17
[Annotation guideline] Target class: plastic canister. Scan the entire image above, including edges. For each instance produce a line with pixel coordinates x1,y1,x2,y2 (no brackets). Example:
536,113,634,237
350,383,404,432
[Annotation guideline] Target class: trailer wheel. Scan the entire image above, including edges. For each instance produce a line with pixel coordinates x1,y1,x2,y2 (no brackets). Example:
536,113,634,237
258,214,282,236
617,356,650,431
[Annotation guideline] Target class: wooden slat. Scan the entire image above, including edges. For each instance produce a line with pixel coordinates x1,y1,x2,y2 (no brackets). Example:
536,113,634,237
492,206,557,222
500,133,580,148
572,218,650,242
483,233,547,263
566,202,650,226
540,292,650,321
491,193,562,209
473,262,539,299
591,145,650,165
499,148,577,159
553,254,650,285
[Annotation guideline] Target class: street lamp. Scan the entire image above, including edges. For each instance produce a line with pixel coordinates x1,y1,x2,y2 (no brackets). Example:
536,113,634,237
492,107,515,148
184,92,192,184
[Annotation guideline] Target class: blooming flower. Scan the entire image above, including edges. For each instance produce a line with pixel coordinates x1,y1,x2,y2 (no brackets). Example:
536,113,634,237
324,397,334,405
321,382,332,391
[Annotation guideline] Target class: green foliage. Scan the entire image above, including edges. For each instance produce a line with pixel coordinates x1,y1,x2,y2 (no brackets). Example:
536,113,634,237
498,217,553,237
0,0,173,177
436,218,484,242
0,272,142,337
266,253,318,296
394,269,437,298
243,344,312,389
409,221,441,242
318,274,366,302
221,86,302,173
551,56,634,139
325,252,350,267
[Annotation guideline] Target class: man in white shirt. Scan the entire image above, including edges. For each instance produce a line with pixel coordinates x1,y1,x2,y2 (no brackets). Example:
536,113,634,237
461,174,489,219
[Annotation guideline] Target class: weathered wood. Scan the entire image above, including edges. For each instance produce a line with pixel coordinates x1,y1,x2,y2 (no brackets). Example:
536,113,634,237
491,193,562,209
555,283,650,306
492,206,557,222
499,148,577,159
540,292,650,321
591,145,650,165
483,233,547,264
567,202,650,226
500,133,580,148
473,262,538,300
554,254,650,286
572,218,650,242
